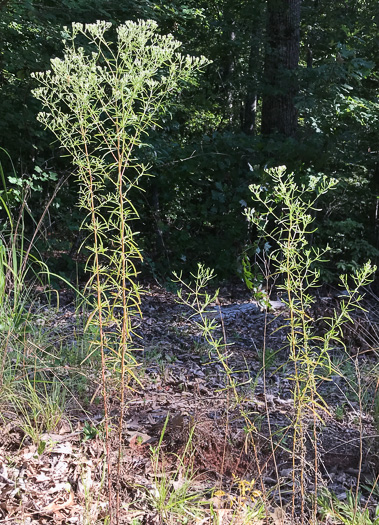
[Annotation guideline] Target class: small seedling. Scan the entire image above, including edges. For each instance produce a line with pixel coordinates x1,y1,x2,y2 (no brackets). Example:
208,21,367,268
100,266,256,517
257,346,280,370
37,440,47,455
335,404,345,422
82,421,100,441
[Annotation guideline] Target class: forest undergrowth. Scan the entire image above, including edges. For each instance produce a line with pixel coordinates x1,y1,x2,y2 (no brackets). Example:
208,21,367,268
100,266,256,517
0,272,379,525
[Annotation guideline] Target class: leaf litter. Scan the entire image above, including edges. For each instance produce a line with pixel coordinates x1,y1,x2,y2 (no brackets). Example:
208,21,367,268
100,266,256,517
0,282,378,523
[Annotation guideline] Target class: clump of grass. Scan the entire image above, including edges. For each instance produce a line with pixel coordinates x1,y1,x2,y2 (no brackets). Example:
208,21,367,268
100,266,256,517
317,489,379,525
5,377,66,448
148,414,206,524
0,149,57,396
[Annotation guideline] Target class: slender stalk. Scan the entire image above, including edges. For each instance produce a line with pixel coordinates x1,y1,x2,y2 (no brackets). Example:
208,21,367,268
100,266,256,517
81,126,113,520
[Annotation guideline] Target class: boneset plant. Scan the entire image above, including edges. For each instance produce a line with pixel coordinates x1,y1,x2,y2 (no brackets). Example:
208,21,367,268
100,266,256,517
174,265,268,519
32,20,208,522
245,166,376,522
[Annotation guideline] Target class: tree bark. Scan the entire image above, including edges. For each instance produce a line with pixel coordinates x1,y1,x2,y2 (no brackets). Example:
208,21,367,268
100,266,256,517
261,0,301,137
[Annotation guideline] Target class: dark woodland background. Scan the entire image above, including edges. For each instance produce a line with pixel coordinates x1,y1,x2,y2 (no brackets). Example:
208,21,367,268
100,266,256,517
1,0,379,283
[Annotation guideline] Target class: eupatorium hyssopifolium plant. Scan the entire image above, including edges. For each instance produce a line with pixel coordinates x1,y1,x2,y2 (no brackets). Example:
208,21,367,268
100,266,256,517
32,19,209,521
245,166,376,521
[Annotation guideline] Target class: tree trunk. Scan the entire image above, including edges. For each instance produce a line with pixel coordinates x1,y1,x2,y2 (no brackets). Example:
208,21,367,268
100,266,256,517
242,31,259,135
222,26,236,125
261,0,301,137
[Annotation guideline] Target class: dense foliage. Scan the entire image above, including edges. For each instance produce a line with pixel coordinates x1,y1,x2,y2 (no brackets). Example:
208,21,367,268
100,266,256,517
1,0,379,280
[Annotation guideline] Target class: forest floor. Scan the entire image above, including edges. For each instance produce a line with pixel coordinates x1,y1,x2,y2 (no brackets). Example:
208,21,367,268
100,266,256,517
0,282,378,524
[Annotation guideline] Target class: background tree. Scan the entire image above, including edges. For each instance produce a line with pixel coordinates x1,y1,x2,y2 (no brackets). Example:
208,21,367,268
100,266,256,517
261,0,301,136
